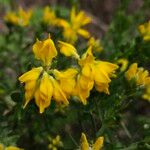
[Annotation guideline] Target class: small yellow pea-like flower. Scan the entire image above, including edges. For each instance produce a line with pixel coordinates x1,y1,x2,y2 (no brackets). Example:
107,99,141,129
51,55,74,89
58,41,80,59
4,7,32,27
18,7,32,26
76,46,118,104
58,7,91,44
138,21,150,41
50,76,69,105
87,37,103,52
43,6,58,26
74,74,94,105
117,58,128,72
53,68,78,98
80,133,104,150
19,67,69,113
143,86,150,102
33,36,57,66
125,63,150,86
19,67,53,113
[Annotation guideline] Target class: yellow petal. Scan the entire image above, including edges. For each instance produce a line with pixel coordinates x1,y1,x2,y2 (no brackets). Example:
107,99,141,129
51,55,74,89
95,83,110,95
74,75,94,105
125,63,138,81
6,146,23,150
77,29,90,39
56,19,70,28
35,72,53,113
18,7,32,26
63,27,78,44
43,6,57,25
58,41,79,59
53,68,78,97
93,136,104,150
51,77,69,105
80,133,89,150
33,37,57,66
19,67,42,83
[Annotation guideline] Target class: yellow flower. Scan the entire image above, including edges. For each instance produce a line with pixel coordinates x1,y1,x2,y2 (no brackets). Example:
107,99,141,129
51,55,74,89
4,7,32,26
33,36,57,66
78,47,118,103
43,6,58,26
125,63,150,86
87,37,103,52
19,67,43,108
19,67,69,113
5,146,23,150
50,77,69,105
34,71,53,113
18,7,32,26
58,41,80,59
58,7,91,44
53,68,78,98
117,58,128,72
4,12,19,25
143,86,150,102
125,63,137,81
138,21,150,41
80,133,104,150
74,74,94,105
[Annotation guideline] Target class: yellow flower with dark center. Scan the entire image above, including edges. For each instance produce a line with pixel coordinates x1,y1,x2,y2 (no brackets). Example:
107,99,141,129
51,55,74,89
117,58,128,72
125,63,150,86
58,7,91,44
33,36,57,66
43,6,58,26
80,133,104,150
4,7,32,26
138,21,150,41
87,37,103,52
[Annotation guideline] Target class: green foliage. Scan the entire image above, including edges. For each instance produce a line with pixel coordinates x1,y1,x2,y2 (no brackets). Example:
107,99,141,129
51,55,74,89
0,1,150,150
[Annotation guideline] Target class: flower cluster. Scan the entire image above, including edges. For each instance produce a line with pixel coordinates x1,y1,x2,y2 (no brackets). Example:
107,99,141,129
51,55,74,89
48,135,63,150
57,7,91,44
125,63,150,101
4,7,32,27
80,133,104,150
19,36,118,113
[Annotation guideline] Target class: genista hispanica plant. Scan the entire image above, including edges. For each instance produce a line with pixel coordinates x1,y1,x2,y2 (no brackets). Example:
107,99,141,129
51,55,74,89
0,0,150,149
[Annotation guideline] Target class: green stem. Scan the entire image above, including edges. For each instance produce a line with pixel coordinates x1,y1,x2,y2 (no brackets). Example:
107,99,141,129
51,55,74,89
121,121,132,139
94,97,102,122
